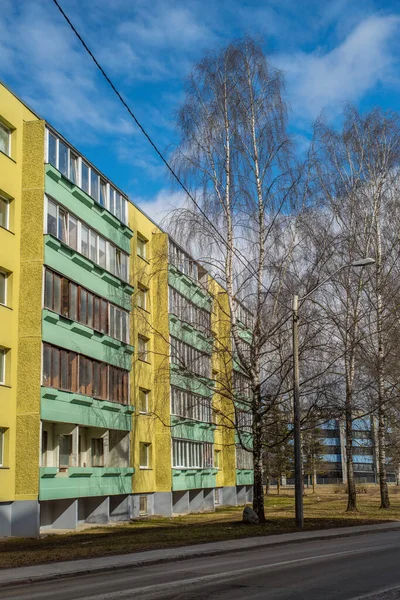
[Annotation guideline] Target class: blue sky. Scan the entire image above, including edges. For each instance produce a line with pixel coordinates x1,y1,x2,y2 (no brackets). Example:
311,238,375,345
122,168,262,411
1,0,400,222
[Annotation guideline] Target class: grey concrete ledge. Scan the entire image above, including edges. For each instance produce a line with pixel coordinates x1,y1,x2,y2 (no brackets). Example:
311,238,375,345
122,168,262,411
1,521,400,589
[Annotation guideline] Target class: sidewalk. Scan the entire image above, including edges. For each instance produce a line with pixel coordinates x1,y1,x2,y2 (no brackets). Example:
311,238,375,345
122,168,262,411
1,521,400,588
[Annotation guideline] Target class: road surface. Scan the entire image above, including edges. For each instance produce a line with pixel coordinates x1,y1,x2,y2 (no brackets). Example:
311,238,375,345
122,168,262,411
2,529,400,599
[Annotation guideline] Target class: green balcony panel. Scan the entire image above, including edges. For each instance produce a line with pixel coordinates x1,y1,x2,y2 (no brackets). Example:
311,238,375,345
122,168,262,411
236,469,254,486
41,387,134,431
169,315,213,354
44,235,133,310
42,309,134,370
168,267,212,311
234,431,253,449
45,165,133,252
170,365,214,398
171,469,217,491
171,416,215,443
39,466,134,501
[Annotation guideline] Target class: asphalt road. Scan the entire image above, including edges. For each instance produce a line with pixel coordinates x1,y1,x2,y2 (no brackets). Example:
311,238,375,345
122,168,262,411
2,530,400,600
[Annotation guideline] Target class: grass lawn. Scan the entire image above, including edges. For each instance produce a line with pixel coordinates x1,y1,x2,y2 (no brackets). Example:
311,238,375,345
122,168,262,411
1,485,400,570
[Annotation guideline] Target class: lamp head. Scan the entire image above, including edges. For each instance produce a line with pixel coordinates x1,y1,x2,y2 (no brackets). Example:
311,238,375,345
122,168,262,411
351,258,375,268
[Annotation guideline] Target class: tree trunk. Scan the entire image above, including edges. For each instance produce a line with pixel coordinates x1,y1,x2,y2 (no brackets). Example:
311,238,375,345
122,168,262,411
312,467,317,494
277,477,281,496
345,387,357,512
378,409,390,508
253,437,266,522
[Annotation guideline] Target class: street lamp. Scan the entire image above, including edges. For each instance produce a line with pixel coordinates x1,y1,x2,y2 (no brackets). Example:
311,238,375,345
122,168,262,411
292,257,375,529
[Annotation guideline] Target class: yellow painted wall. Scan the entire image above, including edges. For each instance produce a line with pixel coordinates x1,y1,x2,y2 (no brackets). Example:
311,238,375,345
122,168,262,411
0,84,41,502
209,278,236,489
128,205,171,494
15,120,45,500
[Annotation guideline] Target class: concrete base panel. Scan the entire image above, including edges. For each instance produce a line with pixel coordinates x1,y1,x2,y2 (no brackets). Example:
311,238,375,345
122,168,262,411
0,501,40,538
41,499,77,530
236,485,247,505
189,489,203,513
172,490,189,514
153,492,172,517
203,488,215,511
110,495,130,522
79,497,109,524
221,486,237,506
246,485,253,503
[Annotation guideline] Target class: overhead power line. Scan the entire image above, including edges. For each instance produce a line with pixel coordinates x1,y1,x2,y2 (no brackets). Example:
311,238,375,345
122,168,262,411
50,0,287,308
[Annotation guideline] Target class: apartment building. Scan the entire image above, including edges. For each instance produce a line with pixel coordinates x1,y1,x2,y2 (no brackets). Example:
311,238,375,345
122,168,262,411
319,418,396,484
0,81,253,536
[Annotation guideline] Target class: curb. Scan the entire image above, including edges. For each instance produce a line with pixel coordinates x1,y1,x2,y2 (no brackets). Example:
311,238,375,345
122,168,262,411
1,522,400,589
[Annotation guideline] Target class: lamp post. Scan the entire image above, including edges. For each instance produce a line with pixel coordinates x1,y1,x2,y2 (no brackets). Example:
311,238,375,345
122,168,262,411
293,257,375,529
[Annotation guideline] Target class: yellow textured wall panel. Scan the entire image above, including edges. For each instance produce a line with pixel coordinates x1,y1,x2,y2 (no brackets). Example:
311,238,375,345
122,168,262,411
15,119,45,498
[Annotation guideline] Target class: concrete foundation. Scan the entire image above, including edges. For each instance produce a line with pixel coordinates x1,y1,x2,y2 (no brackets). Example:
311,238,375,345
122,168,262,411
203,488,215,511
189,489,203,512
41,499,77,530
80,496,109,524
0,501,40,538
236,485,247,505
131,493,155,518
172,490,189,514
110,495,130,522
221,486,237,506
153,492,172,517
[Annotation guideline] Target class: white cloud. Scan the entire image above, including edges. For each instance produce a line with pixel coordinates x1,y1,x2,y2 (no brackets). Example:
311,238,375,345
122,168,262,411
133,189,189,226
275,15,400,120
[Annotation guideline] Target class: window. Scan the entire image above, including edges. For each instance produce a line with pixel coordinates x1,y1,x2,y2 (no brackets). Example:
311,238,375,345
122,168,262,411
214,488,221,505
140,442,151,468
172,440,213,469
170,337,211,378
171,386,212,422
91,438,104,467
58,435,73,468
137,236,147,259
45,199,130,281
139,496,148,515
236,446,253,470
169,241,199,281
214,450,221,469
139,388,149,413
138,336,149,362
137,285,148,310
0,196,9,230
41,430,48,467
0,348,5,385
168,286,211,335
0,428,5,466
0,123,11,157
45,129,128,224
0,271,7,306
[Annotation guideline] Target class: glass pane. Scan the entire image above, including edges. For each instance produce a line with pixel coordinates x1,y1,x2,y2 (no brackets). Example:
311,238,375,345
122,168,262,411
98,237,106,269
52,347,60,388
82,162,89,194
42,344,52,386
93,362,100,397
59,435,72,468
47,199,58,236
115,194,121,220
115,308,121,341
91,170,99,201
69,283,78,321
121,253,128,281
70,352,78,392
109,304,115,338
60,350,69,390
48,132,57,166
108,244,116,275
109,188,115,215
87,293,94,328
79,289,87,324
58,141,68,177
90,231,97,263
69,215,77,250
101,300,108,334
58,208,68,243
53,274,61,313
70,153,79,184
0,197,8,229
93,296,100,331
80,225,89,257
0,272,6,305
100,180,107,207
44,269,53,309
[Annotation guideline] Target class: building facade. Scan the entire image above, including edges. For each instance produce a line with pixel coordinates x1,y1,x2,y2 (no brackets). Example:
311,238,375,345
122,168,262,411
0,82,253,536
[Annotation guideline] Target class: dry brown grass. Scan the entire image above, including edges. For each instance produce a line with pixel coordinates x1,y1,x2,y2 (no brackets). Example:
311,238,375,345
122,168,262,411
1,484,399,570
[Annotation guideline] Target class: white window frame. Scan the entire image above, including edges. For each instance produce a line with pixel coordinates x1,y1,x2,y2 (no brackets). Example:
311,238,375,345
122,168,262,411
139,388,149,413
0,348,5,385
0,271,7,307
137,285,148,311
137,235,147,260
138,335,149,362
0,122,11,157
0,428,5,467
0,196,10,231
139,442,151,469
